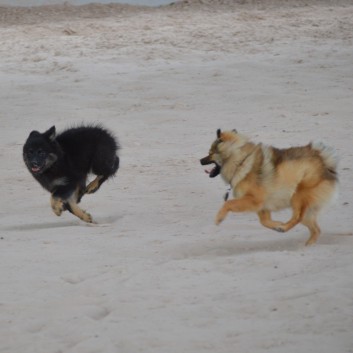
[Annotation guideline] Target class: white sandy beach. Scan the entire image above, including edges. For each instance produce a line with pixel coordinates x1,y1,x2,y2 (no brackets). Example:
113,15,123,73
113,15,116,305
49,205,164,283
1,1,353,352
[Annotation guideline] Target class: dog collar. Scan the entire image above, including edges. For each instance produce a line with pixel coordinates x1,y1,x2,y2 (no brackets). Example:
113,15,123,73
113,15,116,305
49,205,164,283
224,185,232,201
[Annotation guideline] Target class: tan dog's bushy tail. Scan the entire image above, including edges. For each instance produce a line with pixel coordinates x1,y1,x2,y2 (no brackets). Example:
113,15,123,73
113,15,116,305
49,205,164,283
312,141,339,173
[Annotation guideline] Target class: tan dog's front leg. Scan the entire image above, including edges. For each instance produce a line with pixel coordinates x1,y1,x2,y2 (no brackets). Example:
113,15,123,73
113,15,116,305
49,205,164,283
215,204,229,225
270,193,308,233
257,210,283,230
50,195,65,216
215,195,261,225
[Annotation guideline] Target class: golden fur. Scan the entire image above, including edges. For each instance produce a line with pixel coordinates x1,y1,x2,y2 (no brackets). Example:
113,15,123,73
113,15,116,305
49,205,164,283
200,129,338,245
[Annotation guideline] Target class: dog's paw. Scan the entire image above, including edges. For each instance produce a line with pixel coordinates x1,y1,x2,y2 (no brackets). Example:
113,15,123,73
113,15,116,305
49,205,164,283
81,211,93,223
51,197,64,216
305,237,317,246
273,226,285,233
215,212,226,225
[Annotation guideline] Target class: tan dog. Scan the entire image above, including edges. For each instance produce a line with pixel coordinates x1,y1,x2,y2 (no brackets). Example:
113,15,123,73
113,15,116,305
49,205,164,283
200,129,338,245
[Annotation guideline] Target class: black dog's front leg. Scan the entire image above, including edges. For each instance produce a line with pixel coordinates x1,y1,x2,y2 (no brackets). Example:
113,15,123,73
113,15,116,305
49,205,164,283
51,184,93,223
50,194,65,216
50,184,76,217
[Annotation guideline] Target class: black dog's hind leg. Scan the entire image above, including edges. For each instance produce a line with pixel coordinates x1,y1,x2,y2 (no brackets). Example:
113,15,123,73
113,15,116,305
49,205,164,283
86,155,119,195
76,180,87,203
86,175,107,195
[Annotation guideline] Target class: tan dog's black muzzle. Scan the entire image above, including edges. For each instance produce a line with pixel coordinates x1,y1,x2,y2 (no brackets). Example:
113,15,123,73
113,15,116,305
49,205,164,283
200,155,212,166
200,156,221,178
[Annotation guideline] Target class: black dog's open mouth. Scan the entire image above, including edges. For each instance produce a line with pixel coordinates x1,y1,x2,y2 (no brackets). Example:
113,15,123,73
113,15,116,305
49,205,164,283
200,156,221,178
30,164,44,174
31,166,41,173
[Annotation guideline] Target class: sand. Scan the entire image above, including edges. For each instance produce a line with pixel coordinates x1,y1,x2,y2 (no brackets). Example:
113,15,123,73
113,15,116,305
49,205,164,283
1,1,353,352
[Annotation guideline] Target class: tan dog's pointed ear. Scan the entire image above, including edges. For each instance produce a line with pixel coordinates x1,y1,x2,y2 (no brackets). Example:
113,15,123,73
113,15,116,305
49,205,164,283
217,129,221,139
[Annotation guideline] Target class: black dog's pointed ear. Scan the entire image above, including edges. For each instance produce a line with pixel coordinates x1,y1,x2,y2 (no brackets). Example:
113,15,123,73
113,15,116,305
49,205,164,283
217,128,221,139
232,128,237,133
45,126,56,141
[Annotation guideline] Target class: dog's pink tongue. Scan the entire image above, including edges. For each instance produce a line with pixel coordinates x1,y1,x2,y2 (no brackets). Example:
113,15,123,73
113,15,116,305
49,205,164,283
32,166,40,172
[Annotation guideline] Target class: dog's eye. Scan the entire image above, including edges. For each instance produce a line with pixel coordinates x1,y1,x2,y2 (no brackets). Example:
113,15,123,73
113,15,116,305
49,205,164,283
27,149,34,156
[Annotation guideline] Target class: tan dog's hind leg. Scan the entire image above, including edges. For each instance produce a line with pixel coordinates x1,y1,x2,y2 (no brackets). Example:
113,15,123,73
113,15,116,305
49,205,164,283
259,207,321,245
215,195,261,225
50,195,65,216
301,209,321,246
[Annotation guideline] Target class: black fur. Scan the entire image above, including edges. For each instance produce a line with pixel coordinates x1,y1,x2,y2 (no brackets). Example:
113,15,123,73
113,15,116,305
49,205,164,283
23,124,120,222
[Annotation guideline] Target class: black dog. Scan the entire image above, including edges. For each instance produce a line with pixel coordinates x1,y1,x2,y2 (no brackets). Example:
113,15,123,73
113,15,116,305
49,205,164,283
23,125,120,223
